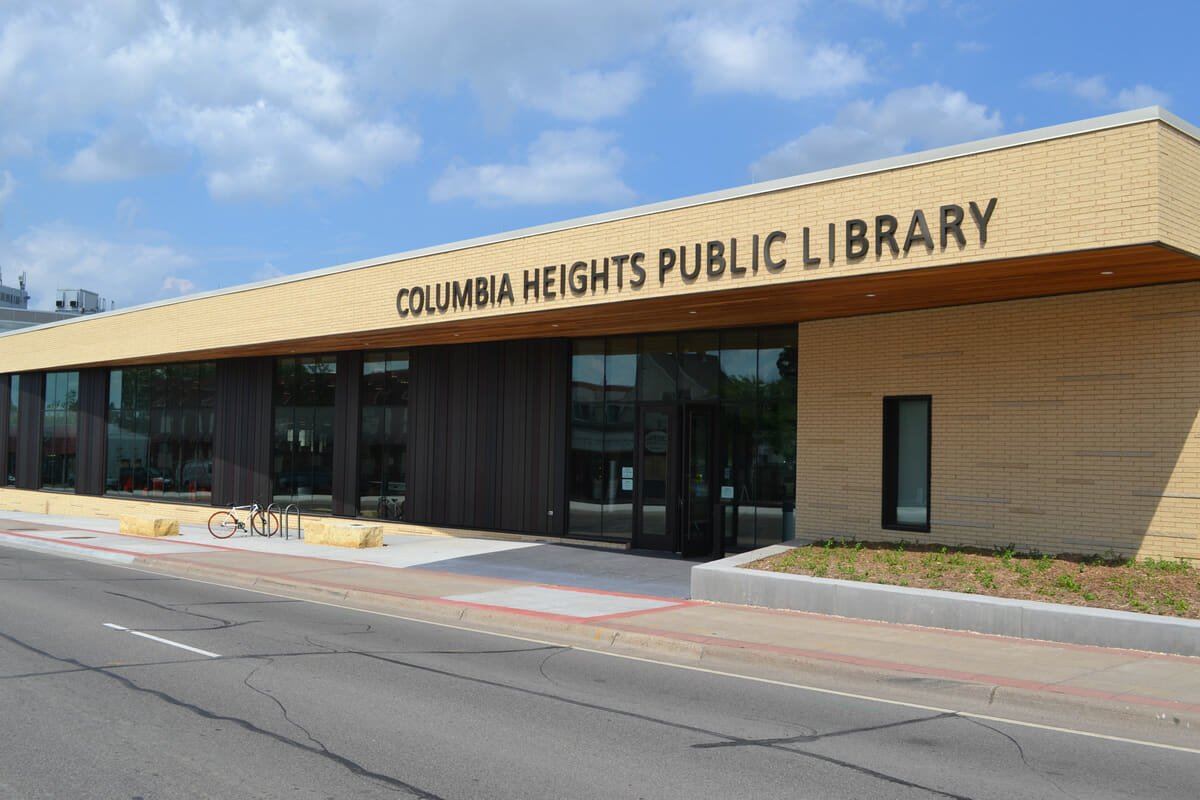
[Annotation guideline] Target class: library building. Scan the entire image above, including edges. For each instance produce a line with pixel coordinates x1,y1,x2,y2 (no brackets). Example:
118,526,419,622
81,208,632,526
2,107,1199,561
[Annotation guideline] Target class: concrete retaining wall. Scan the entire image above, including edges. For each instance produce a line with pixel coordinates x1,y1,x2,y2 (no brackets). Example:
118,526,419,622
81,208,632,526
692,545,1200,657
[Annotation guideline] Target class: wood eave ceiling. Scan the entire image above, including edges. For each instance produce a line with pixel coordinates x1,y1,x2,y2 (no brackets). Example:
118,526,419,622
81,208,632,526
91,243,1200,368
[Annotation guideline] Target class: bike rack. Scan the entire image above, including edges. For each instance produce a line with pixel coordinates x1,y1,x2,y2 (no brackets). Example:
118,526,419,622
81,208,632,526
283,504,302,539
265,503,281,538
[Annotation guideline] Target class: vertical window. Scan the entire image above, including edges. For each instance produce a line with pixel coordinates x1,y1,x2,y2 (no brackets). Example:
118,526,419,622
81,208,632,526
358,351,408,520
41,371,79,491
106,363,215,503
6,375,17,486
272,355,337,513
883,396,931,531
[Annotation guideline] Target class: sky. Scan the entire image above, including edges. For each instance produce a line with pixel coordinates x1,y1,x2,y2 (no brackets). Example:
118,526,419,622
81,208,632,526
0,0,1195,311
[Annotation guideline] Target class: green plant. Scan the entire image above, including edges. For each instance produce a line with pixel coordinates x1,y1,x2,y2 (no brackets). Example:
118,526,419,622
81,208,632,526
1141,557,1191,574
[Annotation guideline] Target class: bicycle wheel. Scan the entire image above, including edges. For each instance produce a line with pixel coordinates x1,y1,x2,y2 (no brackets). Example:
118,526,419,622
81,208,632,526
252,510,281,537
208,511,238,539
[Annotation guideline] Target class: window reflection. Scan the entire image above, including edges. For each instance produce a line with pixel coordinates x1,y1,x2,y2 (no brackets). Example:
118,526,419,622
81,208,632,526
106,363,216,503
42,371,79,491
359,351,409,520
272,355,337,513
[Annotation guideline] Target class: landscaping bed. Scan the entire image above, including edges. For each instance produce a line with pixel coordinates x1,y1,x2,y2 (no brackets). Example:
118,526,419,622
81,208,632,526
745,540,1200,619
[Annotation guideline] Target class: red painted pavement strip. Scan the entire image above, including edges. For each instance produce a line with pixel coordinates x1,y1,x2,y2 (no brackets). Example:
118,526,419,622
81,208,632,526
600,620,1200,714
0,525,248,554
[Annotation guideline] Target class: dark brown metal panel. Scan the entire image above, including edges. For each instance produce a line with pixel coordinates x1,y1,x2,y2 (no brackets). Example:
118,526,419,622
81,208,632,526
405,338,569,536
15,372,43,490
74,368,108,496
445,344,469,526
473,343,499,527
332,350,362,517
406,347,435,523
498,341,524,532
548,338,570,536
213,358,272,506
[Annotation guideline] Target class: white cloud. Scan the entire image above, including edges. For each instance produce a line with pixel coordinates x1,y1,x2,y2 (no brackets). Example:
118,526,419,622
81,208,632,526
1029,72,1170,110
116,197,143,228
0,171,14,221
848,0,925,21
58,129,184,183
170,102,420,201
751,84,1002,180
431,129,634,207
161,276,195,294
0,223,195,309
669,10,868,99
255,262,285,281
508,69,647,121
0,2,422,199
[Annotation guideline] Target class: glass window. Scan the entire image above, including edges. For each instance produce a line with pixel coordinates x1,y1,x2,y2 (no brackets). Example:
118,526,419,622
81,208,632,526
273,355,337,513
41,371,79,491
677,331,719,401
572,338,605,403
106,362,215,503
883,396,931,531
358,351,408,520
637,334,676,403
605,337,637,404
6,375,17,486
719,329,758,403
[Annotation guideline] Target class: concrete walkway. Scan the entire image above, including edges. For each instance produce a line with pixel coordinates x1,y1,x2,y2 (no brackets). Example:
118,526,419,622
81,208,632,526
2,510,1199,746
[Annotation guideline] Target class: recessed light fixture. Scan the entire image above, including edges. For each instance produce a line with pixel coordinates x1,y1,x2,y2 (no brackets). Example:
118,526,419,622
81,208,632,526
866,293,876,298
551,323,559,327
688,310,697,315
1100,270,1114,275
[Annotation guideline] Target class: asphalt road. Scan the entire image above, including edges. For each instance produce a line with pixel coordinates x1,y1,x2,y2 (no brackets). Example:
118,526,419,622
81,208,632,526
1,543,1195,799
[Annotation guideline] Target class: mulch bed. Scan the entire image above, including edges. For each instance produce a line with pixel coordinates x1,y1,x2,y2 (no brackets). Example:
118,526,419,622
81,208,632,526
745,540,1200,619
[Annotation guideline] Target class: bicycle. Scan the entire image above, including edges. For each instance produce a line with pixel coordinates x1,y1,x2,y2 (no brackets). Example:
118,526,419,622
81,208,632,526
208,503,281,539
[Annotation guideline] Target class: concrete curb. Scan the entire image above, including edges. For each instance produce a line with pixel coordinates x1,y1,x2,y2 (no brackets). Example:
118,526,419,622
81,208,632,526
692,546,1200,657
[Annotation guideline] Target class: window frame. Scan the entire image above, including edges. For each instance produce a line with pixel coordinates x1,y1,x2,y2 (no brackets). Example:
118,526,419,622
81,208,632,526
881,395,932,533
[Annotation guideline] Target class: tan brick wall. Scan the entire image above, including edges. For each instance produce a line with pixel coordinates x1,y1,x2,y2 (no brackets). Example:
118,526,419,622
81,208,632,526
1159,123,1200,257
797,282,1200,562
0,119,1187,372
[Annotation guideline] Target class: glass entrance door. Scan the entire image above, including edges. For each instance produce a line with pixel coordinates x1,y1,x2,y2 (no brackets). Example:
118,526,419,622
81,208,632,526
681,406,716,557
635,405,676,551
634,404,716,555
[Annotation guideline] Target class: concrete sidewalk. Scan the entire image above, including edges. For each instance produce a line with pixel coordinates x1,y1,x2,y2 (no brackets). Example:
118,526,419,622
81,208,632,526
2,511,1199,744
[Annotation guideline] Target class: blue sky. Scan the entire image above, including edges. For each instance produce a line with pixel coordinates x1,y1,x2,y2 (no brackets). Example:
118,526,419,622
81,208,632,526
0,0,1195,310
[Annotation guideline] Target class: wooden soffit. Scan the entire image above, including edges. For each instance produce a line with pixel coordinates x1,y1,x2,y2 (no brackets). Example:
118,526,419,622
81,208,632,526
83,242,1200,367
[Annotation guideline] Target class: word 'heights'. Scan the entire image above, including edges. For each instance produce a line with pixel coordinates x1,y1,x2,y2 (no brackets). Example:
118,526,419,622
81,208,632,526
395,198,997,318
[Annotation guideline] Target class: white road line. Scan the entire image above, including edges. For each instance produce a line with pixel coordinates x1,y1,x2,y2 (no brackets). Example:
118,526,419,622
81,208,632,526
117,564,1200,755
103,623,221,659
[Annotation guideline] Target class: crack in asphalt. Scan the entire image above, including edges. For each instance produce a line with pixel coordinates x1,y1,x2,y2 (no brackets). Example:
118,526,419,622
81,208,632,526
691,711,955,748
963,717,1081,799
242,658,327,752
103,589,259,631
350,648,983,799
0,628,445,799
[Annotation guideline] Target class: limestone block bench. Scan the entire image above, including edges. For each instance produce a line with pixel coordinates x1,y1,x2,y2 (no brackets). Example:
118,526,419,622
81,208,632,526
119,514,180,537
303,520,383,549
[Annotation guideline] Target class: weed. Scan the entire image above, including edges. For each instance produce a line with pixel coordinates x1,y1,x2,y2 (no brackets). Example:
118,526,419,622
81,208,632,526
1141,557,1191,574
1055,573,1083,593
